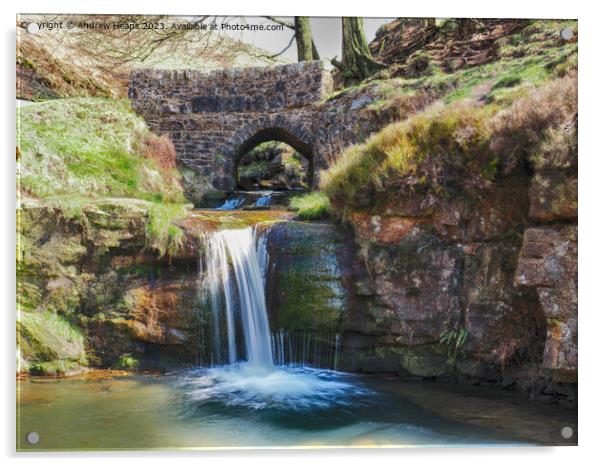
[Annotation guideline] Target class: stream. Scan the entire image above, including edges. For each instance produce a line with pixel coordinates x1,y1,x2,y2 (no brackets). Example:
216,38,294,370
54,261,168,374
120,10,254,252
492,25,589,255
16,207,577,450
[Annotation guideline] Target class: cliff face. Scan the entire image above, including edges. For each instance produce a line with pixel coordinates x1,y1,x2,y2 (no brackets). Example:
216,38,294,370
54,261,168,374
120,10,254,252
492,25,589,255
329,75,577,404
17,199,203,374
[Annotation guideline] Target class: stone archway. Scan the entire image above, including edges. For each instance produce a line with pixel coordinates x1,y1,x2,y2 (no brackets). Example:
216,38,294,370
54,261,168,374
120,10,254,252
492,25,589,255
233,127,316,188
129,60,395,197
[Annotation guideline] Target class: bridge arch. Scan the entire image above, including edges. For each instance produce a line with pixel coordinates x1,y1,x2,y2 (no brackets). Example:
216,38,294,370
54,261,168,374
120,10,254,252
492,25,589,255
233,127,316,188
129,61,379,197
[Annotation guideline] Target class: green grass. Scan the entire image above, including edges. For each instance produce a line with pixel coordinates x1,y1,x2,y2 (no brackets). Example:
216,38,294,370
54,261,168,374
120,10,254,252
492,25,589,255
238,160,270,179
27,360,81,376
18,97,185,203
289,192,331,220
320,21,577,120
319,19,577,211
320,69,576,214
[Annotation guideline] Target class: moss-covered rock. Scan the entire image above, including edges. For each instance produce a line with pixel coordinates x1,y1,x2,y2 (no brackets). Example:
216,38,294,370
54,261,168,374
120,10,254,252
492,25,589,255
263,221,350,333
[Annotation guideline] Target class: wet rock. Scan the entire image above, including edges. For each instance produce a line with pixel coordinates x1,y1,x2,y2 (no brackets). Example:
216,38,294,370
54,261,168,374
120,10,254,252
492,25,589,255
263,221,350,333
121,278,201,346
17,201,206,372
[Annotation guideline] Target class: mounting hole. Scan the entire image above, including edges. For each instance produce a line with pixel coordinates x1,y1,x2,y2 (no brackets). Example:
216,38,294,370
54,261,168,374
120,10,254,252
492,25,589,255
25,23,40,35
561,426,574,439
26,431,40,444
560,27,574,41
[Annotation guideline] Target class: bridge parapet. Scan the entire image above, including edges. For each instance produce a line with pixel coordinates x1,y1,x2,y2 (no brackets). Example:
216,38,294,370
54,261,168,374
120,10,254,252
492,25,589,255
130,60,333,116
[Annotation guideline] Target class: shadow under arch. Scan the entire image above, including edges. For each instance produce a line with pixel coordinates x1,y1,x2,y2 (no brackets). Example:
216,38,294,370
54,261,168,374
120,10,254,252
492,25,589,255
234,127,315,188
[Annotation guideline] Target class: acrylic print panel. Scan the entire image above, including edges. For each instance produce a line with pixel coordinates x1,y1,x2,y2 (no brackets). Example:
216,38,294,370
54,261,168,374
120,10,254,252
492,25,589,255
16,14,578,451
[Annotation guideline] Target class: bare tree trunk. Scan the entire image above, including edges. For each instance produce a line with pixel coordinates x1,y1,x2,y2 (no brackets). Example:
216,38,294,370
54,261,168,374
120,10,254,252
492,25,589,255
336,17,386,83
295,17,315,61
457,18,477,39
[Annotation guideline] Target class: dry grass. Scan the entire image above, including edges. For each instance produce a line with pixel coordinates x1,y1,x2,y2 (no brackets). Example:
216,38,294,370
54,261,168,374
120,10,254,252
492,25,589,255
136,133,178,171
320,75,577,211
320,101,495,209
491,73,577,174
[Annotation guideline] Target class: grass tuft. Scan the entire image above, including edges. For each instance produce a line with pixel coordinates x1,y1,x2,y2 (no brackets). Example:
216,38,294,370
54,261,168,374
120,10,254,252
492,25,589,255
146,203,189,257
18,311,87,369
320,74,576,212
116,354,139,370
289,192,331,220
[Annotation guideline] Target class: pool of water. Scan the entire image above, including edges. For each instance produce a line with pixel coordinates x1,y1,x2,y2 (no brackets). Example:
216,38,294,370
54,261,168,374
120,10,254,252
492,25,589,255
16,366,577,450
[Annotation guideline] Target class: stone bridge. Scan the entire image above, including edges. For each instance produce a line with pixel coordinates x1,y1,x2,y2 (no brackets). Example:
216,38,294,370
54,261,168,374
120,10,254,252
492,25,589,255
129,60,392,198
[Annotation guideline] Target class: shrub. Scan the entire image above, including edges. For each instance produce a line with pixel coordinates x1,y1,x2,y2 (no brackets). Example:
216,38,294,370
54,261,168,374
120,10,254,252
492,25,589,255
116,354,139,370
289,192,331,220
490,74,577,174
135,133,177,171
28,360,80,376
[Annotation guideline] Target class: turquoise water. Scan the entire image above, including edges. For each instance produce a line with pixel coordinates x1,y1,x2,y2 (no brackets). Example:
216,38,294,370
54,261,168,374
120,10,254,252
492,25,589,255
16,366,577,450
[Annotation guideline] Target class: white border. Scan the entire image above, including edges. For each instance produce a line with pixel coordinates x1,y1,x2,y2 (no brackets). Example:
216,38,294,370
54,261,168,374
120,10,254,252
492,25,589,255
3,1,599,465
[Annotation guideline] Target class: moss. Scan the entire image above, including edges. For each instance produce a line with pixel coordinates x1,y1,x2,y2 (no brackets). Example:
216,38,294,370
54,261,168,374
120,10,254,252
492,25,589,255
266,222,347,333
273,268,343,331
189,210,292,232
28,360,81,376
289,192,331,220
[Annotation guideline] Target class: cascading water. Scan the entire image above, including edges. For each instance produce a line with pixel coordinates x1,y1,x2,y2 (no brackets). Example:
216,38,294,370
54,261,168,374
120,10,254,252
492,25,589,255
203,227,273,367
215,197,245,210
195,225,367,410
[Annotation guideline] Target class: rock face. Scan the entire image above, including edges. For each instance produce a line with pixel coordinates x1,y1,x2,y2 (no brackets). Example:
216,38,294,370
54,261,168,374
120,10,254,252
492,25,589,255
17,199,204,372
339,146,577,400
261,221,352,368
514,227,577,378
129,61,433,197
514,121,578,381
341,201,546,382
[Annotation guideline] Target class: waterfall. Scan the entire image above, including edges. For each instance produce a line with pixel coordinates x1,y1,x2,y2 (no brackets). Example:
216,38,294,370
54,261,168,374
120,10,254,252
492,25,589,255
269,329,341,369
202,228,273,367
254,194,272,207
